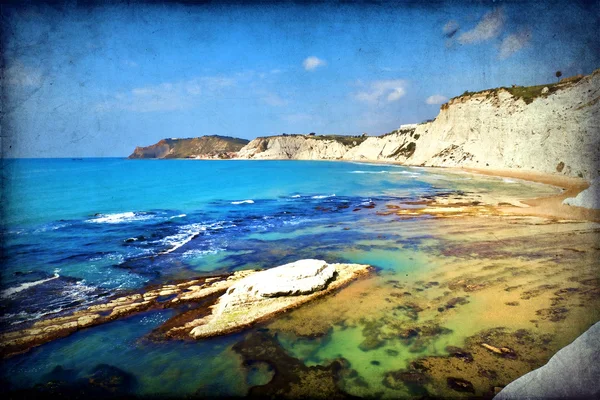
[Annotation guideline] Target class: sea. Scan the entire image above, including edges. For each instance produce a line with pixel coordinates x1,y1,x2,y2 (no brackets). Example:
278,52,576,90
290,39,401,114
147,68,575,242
0,158,558,397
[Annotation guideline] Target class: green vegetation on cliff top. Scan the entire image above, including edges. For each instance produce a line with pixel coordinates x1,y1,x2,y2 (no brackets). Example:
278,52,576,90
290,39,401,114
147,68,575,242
453,74,586,105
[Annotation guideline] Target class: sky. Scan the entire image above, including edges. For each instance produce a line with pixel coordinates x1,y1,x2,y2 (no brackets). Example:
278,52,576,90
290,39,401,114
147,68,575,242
2,0,599,158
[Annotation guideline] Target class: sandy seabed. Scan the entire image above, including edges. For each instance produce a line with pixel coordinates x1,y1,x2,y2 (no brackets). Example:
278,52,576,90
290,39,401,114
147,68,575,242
260,167,600,398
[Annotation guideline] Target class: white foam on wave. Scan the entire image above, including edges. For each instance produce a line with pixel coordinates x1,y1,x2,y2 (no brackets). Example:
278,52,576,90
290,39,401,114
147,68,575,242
291,194,302,198
1,271,60,298
502,178,517,184
158,223,207,254
169,214,187,219
312,194,336,199
88,253,125,264
231,200,254,205
182,248,224,258
34,222,69,233
1,308,66,326
2,279,100,325
86,212,154,224
350,170,420,176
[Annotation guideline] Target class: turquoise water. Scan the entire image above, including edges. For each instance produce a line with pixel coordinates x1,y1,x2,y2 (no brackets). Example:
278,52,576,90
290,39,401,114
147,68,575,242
0,159,557,396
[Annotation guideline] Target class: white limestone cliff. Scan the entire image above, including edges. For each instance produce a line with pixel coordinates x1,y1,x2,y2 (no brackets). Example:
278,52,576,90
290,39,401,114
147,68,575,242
237,69,600,179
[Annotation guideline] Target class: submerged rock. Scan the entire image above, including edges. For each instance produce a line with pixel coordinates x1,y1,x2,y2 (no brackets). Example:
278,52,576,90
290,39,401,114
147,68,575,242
447,377,475,393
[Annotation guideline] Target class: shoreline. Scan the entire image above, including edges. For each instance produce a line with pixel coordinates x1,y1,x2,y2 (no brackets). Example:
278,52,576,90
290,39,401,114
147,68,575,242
129,156,600,221
456,166,599,222
349,158,598,222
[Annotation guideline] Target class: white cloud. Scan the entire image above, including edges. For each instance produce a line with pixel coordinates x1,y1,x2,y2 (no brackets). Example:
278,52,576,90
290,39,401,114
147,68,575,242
458,8,505,44
95,76,235,113
5,62,42,86
426,94,449,105
354,80,407,104
499,30,531,59
303,56,326,71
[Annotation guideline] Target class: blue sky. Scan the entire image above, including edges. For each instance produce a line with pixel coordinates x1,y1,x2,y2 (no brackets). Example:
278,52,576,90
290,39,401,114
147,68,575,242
3,0,599,157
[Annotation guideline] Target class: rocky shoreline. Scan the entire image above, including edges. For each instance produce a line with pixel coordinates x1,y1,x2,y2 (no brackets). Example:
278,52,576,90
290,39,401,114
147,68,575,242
0,261,371,358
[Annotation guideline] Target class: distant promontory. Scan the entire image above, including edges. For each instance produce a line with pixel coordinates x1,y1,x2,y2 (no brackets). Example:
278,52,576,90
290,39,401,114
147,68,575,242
128,135,249,159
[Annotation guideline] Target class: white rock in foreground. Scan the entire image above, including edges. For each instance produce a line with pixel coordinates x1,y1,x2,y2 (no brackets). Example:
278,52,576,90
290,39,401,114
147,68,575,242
495,321,600,399
189,260,371,339
563,178,600,209
216,259,336,313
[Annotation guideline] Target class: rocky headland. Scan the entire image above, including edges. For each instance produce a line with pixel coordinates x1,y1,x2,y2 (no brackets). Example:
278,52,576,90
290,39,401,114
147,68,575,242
128,135,249,159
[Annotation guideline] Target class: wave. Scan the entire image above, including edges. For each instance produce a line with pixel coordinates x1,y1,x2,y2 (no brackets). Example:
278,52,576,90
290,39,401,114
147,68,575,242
182,248,224,258
312,194,336,199
88,253,125,264
86,211,154,224
290,194,302,198
231,200,254,205
1,308,66,326
1,272,60,298
33,222,69,233
2,279,101,326
502,178,517,184
350,170,421,176
169,214,187,219
158,223,207,254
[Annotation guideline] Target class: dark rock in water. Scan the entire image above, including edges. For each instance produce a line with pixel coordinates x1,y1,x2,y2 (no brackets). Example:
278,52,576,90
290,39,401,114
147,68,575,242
386,349,399,357
447,377,475,393
445,296,469,309
478,368,498,379
232,331,352,399
536,306,569,322
383,370,430,395
445,346,474,363
11,364,137,399
359,336,386,352
86,364,137,395
42,365,78,384
398,328,420,339
409,360,429,372
395,302,423,320
370,360,381,366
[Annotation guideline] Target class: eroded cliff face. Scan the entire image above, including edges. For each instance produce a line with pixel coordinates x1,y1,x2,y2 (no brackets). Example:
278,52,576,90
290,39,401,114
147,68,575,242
404,70,600,178
236,135,362,160
238,70,600,178
129,135,249,159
